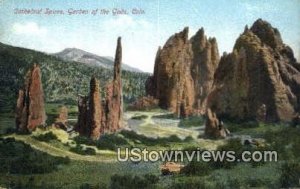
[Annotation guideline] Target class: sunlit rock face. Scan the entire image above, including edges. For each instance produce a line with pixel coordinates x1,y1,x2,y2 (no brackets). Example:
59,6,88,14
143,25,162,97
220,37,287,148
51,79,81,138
190,28,220,113
16,64,46,133
146,27,195,117
208,19,300,122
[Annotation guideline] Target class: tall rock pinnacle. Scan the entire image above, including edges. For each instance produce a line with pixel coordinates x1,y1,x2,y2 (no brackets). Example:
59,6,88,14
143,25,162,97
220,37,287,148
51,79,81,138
76,77,102,139
104,37,123,131
89,76,102,140
16,64,46,133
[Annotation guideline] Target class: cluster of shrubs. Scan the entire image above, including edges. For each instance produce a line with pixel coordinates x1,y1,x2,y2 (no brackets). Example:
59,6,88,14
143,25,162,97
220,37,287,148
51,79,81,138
0,137,70,174
69,145,96,155
32,131,58,142
119,130,184,146
74,134,129,151
110,174,159,189
74,130,190,151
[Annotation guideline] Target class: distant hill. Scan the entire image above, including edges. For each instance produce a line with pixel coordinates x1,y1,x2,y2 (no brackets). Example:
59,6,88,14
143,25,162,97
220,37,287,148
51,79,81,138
0,43,149,112
53,48,143,72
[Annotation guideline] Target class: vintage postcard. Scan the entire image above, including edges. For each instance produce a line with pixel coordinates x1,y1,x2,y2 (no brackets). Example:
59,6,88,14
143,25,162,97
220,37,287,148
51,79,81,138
0,0,300,188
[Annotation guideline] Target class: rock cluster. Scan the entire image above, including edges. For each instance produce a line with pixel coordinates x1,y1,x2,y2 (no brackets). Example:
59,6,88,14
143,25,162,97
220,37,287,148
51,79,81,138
146,27,219,117
147,19,300,122
75,38,123,139
204,108,229,138
16,64,46,133
208,19,300,122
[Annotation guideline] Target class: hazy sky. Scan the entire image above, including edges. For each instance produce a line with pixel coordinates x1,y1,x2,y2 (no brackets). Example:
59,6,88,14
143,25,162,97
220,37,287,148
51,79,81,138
0,0,299,72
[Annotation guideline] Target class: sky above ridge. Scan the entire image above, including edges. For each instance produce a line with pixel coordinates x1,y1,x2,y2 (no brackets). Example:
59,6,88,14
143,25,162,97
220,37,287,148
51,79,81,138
0,0,299,73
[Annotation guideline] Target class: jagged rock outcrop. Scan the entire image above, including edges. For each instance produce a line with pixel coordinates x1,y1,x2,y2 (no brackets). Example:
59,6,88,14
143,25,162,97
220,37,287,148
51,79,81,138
190,28,220,112
15,64,46,133
76,37,123,139
205,108,229,138
75,77,102,139
208,19,300,122
146,27,220,117
146,28,195,117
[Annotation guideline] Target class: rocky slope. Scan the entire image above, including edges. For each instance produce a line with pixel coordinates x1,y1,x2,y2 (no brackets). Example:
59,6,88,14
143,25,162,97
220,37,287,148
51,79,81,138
53,48,142,72
208,19,300,122
16,64,46,133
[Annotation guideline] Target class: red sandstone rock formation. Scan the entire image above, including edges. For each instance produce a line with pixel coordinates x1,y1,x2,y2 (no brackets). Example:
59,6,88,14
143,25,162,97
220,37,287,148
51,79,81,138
208,19,300,122
88,77,102,140
75,77,102,139
103,37,123,132
146,27,220,117
146,28,195,117
16,64,46,133
205,108,228,138
76,37,123,138
76,95,89,137
190,28,220,112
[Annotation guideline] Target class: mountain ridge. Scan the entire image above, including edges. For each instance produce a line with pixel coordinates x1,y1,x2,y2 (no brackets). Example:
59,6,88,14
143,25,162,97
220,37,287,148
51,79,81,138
53,48,143,73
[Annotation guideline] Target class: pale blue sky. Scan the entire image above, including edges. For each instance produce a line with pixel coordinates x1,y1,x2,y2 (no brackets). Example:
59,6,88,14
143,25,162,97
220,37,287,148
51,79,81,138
0,0,299,72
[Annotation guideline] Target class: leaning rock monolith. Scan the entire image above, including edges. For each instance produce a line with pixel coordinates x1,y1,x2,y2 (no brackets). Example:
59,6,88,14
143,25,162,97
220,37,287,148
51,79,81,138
16,64,46,133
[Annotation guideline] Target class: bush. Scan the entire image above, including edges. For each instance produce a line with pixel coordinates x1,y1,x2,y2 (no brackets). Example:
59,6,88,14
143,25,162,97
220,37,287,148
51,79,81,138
70,145,96,155
181,160,212,176
120,130,183,146
96,134,129,151
33,131,58,142
0,137,70,174
74,134,130,151
280,160,300,188
110,174,159,189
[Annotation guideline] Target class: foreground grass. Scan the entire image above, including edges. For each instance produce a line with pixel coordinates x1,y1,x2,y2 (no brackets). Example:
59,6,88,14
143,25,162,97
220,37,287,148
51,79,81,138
0,159,160,189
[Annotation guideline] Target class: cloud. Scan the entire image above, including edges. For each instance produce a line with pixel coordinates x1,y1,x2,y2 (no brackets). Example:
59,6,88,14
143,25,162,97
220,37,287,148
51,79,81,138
12,22,47,36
